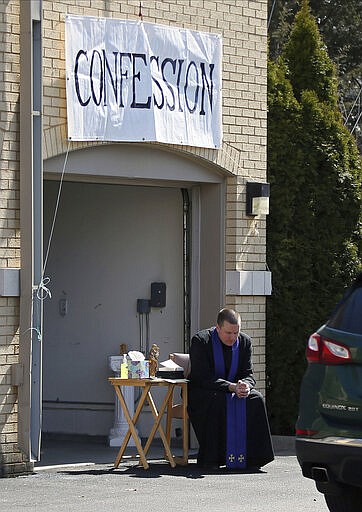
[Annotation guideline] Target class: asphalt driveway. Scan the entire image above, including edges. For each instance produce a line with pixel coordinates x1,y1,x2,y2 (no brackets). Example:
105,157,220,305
0,454,329,512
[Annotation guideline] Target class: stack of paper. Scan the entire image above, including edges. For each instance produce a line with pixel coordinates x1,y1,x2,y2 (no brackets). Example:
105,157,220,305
156,359,184,379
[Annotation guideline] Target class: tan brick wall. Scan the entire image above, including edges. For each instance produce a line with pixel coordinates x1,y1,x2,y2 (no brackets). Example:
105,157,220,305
40,1,268,390
226,295,267,387
0,0,268,475
0,0,32,477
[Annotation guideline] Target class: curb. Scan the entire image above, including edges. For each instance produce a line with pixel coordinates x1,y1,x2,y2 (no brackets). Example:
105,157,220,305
272,435,295,454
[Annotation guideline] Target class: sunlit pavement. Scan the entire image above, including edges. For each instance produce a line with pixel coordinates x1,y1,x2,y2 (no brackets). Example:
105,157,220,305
0,437,329,512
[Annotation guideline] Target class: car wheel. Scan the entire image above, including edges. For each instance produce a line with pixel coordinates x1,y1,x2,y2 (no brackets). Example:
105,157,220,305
324,486,362,512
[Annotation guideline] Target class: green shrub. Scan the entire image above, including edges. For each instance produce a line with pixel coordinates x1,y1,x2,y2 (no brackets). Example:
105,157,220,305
266,0,362,434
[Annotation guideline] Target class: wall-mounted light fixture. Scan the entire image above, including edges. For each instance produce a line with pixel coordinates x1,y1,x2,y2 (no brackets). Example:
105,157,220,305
246,181,270,216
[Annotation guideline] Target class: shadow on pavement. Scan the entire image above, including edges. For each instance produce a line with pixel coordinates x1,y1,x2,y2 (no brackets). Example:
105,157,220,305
58,461,266,479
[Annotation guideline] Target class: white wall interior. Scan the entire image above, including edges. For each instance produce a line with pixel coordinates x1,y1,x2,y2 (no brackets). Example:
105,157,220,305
42,181,184,437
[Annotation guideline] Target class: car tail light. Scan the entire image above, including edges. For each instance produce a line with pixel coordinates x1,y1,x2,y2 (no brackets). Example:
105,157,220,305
306,333,352,364
306,333,321,362
295,429,318,437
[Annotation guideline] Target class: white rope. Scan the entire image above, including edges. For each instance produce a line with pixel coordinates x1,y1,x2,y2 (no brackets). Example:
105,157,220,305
268,0,277,30
24,326,42,342
40,140,71,300
36,277,52,300
22,142,71,340
344,84,362,126
351,108,362,135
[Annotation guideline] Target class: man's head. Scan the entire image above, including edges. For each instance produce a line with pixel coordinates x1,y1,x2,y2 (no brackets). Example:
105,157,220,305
216,308,241,346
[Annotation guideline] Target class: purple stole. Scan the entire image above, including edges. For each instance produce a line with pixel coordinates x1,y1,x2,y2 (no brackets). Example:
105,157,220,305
212,328,247,469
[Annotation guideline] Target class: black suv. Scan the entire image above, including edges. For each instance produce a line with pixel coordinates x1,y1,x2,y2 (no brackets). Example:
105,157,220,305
296,274,362,512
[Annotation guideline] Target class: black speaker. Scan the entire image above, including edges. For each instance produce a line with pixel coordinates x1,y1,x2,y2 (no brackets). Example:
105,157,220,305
150,282,166,308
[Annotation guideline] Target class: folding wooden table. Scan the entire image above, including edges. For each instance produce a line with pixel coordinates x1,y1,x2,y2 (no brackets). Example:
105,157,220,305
108,377,188,469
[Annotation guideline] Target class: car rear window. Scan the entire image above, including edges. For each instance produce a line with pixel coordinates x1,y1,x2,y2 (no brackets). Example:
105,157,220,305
328,287,362,334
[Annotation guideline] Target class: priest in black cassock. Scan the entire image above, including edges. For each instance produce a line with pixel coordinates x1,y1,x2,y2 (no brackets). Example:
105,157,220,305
188,308,274,470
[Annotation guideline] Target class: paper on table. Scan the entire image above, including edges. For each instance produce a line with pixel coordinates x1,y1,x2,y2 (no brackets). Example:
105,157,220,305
162,378,189,383
159,359,183,371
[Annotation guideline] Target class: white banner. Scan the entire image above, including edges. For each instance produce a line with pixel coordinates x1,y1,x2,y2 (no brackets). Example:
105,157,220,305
65,15,222,148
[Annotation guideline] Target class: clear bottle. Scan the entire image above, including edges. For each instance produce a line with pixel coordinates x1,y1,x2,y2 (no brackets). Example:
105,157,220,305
119,344,128,379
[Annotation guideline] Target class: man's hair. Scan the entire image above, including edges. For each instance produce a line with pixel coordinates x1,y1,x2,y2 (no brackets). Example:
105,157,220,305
217,308,241,327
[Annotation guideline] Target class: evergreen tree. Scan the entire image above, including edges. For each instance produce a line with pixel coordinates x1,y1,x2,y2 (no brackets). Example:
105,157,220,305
266,0,362,434
283,1,338,104
268,0,362,148
269,0,362,76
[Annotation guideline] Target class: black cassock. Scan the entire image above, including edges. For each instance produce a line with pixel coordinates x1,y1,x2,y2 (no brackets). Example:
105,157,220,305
188,328,274,468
